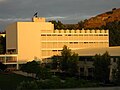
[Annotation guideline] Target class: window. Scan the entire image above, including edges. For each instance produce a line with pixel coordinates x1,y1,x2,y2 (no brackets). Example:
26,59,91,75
94,34,98,36
80,68,84,72
47,34,51,36
41,34,46,36
58,34,62,36
52,50,57,52
69,42,74,44
68,34,71,36
84,42,88,44
113,58,116,62
79,34,83,36
99,34,103,36
52,34,57,36
88,68,94,73
74,42,78,44
84,34,88,36
104,34,108,36
74,34,78,36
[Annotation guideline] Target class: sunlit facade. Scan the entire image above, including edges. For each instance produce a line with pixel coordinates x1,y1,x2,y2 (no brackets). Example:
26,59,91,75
0,17,119,80
6,17,109,62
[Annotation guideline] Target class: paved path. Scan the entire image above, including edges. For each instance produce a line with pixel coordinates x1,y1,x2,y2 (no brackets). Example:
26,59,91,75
56,87,120,90
13,71,36,78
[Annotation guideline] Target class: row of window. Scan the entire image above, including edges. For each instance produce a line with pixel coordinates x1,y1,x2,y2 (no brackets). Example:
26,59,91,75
42,42,108,44
41,34,108,36
0,57,17,63
69,42,108,44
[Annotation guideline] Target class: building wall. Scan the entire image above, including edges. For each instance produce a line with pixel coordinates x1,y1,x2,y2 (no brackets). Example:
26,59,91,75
78,56,120,80
41,29,109,58
6,17,109,62
6,23,17,53
17,22,41,62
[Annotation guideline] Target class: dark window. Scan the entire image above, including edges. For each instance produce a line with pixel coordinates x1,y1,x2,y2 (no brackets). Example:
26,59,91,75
41,34,46,36
52,50,57,52
80,68,84,72
113,58,116,62
88,68,94,73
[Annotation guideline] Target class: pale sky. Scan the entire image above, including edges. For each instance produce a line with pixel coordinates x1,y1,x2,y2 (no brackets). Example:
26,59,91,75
0,0,120,31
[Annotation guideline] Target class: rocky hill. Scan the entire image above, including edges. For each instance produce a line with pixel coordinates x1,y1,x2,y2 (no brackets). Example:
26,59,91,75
84,8,120,29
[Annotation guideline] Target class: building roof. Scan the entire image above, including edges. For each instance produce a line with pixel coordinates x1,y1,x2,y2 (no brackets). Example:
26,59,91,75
73,46,120,56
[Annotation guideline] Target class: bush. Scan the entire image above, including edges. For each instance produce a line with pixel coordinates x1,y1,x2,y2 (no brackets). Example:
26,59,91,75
17,77,99,89
16,81,38,90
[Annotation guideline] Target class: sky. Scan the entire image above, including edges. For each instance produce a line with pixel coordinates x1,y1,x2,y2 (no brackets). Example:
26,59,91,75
0,0,120,31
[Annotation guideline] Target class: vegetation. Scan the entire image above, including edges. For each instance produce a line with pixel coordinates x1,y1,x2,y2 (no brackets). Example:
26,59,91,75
51,45,79,77
60,45,79,76
0,8,120,89
93,52,110,83
0,62,7,71
17,77,99,90
102,21,120,46
112,59,120,85
0,72,34,90
20,60,51,80
0,45,119,89
0,36,6,54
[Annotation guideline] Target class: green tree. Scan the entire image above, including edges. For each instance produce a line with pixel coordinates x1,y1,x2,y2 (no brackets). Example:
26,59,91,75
60,45,79,76
16,81,38,90
36,67,52,80
78,21,84,29
0,36,6,54
20,60,52,80
51,55,60,70
0,62,7,71
112,59,120,85
101,21,120,46
20,60,40,74
93,52,110,83
49,20,65,30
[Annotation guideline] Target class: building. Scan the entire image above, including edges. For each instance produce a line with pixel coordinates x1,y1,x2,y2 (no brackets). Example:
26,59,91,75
6,17,108,59
73,46,120,80
0,17,119,72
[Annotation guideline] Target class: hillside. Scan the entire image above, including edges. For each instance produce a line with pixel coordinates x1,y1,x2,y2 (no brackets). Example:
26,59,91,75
84,8,120,29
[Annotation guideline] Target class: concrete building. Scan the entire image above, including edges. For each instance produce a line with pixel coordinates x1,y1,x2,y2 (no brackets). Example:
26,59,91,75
6,17,109,60
0,17,119,72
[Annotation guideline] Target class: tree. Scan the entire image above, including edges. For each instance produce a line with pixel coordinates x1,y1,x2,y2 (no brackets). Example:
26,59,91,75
0,62,7,71
93,52,110,83
67,52,79,76
60,45,71,72
112,59,120,85
0,36,6,54
51,55,59,70
20,60,40,74
20,60,51,80
49,20,65,30
60,45,79,76
101,21,120,46
78,21,84,29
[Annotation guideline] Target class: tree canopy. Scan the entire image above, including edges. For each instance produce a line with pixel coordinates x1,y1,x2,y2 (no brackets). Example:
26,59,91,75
93,52,110,83
60,45,79,76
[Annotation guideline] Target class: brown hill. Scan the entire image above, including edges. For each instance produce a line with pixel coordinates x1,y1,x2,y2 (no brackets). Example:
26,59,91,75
84,8,120,29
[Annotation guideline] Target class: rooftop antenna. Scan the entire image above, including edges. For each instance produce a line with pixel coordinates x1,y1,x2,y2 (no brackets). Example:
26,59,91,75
33,12,38,17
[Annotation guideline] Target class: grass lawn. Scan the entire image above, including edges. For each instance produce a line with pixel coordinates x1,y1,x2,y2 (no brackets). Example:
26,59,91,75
0,72,34,90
